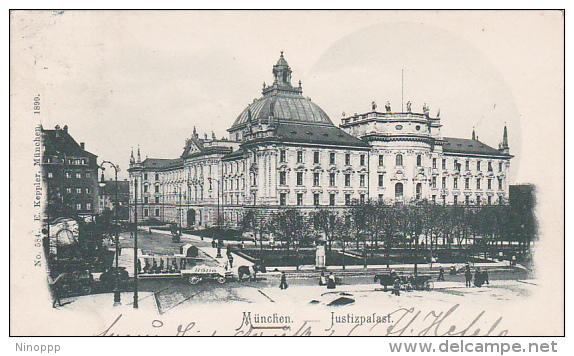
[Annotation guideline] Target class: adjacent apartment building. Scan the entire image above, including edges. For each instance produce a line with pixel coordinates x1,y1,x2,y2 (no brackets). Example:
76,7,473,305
42,125,100,222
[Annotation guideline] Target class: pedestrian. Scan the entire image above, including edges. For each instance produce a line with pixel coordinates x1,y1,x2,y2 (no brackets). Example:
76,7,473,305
450,265,457,275
483,269,489,285
279,271,288,289
137,259,142,274
474,267,484,287
319,271,326,286
211,239,216,248
240,241,245,250
511,255,517,266
464,265,472,287
228,253,234,269
327,272,336,289
438,266,445,281
392,278,401,296
48,275,62,308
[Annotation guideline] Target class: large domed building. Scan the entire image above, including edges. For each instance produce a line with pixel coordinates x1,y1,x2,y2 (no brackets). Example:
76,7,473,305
128,53,512,228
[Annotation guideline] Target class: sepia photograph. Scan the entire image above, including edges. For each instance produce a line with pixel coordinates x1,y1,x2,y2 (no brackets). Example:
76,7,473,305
9,10,564,339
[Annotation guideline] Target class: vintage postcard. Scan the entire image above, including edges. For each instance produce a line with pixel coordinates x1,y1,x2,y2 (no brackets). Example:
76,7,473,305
10,10,564,337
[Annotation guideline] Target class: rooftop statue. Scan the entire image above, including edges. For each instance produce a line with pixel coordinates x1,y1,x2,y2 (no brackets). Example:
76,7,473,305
406,101,412,113
385,101,391,113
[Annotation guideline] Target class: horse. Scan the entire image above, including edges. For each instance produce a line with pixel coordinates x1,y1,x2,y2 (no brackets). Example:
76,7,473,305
238,264,266,281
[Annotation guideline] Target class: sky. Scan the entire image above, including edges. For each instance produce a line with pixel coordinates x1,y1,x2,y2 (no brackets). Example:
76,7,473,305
11,10,564,183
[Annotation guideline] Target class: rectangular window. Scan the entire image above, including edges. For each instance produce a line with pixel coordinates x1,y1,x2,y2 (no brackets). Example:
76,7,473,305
85,188,91,194
488,196,492,205
329,194,335,206
442,159,446,170
144,185,148,193
378,174,384,187
155,173,159,181
144,197,149,204
155,196,160,204
155,209,160,216
47,172,53,179
465,160,470,171
76,203,82,210
488,179,492,190
314,193,320,206
498,178,503,190
279,171,286,185
345,153,350,165
453,178,458,189
280,193,286,206
477,161,481,171
465,195,470,205
155,185,159,193
314,151,320,164
499,162,503,172
66,188,72,194
360,194,365,204
488,162,493,172
86,203,91,211
297,172,303,186
329,173,335,187
378,194,384,202
454,195,458,205
432,158,436,169
297,151,303,163
345,194,351,206
144,209,149,217
432,195,436,204
344,174,351,187
477,178,481,190
379,154,384,166
144,173,148,181
360,154,365,166
360,174,365,187
86,172,91,179
313,172,320,186
76,188,82,194
280,149,286,162
454,160,459,171
75,172,82,179
297,193,303,206
66,172,71,179
465,178,470,189
442,177,446,188
432,176,436,188
330,152,336,165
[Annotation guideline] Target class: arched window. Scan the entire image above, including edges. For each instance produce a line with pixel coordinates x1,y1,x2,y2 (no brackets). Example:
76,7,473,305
416,155,422,166
396,154,403,167
395,183,404,198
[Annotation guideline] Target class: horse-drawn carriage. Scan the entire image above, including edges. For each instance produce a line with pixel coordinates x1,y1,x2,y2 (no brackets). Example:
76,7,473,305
374,272,434,291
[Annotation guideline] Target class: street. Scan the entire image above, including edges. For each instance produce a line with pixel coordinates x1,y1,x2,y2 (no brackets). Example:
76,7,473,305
104,228,533,315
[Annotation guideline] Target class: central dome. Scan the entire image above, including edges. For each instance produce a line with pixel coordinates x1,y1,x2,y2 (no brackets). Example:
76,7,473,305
229,53,333,131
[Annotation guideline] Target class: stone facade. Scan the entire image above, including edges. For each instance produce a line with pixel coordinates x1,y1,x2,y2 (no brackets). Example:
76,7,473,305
128,53,512,229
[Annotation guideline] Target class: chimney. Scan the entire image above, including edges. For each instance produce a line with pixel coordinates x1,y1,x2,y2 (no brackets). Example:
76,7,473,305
80,142,85,150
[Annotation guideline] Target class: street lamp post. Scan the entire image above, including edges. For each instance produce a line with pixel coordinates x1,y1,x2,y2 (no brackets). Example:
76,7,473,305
99,161,121,306
209,177,222,258
133,177,139,309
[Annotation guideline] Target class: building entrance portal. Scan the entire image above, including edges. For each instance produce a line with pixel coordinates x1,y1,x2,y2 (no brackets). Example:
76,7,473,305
187,209,196,227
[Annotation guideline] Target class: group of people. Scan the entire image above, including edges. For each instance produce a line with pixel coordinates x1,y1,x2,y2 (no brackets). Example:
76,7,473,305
464,264,489,287
318,271,338,289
